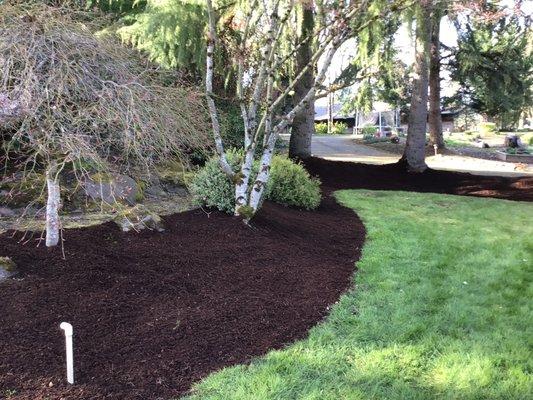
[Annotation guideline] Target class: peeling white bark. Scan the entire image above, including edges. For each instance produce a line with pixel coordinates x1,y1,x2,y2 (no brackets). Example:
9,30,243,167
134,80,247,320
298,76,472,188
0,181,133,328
206,0,234,179
46,162,61,247
205,0,399,221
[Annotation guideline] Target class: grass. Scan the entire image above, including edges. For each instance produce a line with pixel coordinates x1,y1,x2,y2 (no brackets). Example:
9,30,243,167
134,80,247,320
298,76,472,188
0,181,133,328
184,191,533,400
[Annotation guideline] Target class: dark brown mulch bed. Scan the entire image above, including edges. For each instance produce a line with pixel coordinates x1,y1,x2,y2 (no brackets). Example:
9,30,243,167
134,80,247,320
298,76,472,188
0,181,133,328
305,158,533,201
1,158,531,400
0,195,364,400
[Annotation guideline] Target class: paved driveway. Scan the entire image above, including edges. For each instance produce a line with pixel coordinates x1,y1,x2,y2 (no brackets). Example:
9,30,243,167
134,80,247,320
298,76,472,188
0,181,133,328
281,134,533,177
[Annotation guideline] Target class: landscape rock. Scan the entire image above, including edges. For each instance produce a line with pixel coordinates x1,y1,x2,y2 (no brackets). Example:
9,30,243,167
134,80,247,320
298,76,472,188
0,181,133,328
474,140,490,148
0,256,17,281
84,174,138,205
114,207,165,233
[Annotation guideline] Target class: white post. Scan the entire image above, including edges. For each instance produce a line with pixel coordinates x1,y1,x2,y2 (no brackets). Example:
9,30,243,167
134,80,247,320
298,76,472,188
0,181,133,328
60,322,74,384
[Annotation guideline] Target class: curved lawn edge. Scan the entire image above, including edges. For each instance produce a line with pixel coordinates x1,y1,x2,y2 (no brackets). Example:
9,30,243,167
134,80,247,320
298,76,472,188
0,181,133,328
183,190,533,400
0,194,364,400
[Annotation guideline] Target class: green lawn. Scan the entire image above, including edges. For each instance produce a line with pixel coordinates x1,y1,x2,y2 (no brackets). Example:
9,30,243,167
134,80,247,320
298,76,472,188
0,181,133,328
184,191,533,400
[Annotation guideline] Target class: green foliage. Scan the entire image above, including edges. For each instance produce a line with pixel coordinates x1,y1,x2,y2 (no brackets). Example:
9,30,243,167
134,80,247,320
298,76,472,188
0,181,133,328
186,190,533,400
314,122,348,135
190,153,321,213
116,0,206,75
330,122,348,135
219,101,245,149
189,149,242,213
477,122,497,135
453,14,533,129
361,125,377,135
315,122,329,135
264,157,321,210
87,0,146,13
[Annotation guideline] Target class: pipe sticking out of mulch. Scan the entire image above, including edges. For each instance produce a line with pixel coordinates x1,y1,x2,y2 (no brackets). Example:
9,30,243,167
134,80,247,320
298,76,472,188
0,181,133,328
0,195,365,400
1,159,530,400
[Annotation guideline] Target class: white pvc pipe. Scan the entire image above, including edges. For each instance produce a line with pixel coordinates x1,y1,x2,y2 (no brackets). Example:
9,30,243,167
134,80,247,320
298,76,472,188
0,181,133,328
60,322,74,384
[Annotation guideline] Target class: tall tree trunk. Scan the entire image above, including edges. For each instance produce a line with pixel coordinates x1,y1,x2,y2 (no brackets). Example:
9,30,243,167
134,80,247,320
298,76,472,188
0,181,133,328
45,161,61,247
428,10,445,149
289,2,315,159
401,1,432,172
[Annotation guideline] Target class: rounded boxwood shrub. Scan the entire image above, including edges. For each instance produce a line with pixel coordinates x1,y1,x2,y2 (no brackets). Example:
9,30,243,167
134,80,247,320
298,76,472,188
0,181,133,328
265,156,321,210
189,149,243,213
190,153,321,213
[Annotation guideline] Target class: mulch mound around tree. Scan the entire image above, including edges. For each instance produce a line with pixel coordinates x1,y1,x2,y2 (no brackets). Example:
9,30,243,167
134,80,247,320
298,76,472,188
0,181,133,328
0,196,365,400
304,158,533,201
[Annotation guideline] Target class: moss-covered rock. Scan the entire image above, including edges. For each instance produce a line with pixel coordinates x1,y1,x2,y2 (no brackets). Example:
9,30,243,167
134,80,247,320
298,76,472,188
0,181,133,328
0,256,16,281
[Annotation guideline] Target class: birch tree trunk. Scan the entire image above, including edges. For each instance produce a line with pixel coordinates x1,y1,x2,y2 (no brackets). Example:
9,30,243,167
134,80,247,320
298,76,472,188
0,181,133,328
401,1,432,172
428,10,445,149
45,161,61,247
289,2,315,159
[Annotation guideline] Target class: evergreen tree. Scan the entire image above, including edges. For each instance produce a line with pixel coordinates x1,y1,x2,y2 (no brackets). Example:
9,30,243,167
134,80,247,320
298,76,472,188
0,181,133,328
452,12,532,129
428,6,444,148
289,1,315,159
401,0,432,172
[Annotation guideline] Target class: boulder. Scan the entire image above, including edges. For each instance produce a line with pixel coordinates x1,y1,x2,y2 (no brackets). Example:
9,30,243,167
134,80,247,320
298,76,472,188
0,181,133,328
0,256,16,281
84,174,138,205
114,207,165,233
474,140,490,149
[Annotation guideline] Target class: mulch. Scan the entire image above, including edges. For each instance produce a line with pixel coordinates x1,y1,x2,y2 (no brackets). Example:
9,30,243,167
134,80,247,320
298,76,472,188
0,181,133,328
0,194,364,400
304,158,533,201
1,158,531,400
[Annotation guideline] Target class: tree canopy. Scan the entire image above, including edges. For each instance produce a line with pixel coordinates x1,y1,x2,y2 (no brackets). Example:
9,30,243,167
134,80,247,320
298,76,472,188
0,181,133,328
453,12,532,128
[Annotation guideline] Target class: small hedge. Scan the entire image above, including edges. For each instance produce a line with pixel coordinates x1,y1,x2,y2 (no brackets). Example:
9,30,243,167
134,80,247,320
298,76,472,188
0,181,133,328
315,122,348,135
190,153,321,213
315,122,328,135
265,157,321,210
361,125,377,136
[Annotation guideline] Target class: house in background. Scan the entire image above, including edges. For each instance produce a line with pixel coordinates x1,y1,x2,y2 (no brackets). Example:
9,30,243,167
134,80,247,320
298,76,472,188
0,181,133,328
314,102,401,134
315,101,461,134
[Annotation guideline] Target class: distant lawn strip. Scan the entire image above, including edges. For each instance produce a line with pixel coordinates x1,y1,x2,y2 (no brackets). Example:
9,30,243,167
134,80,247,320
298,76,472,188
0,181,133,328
185,190,533,400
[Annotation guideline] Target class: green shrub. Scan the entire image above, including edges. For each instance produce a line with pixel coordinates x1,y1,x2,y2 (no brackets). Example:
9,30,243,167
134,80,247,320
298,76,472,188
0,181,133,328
315,122,328,135
219,102,246,150
477,122,497,135
361,125,377,136
265,157,321,210
189,149,243,213
315,122,348,135
331,122,348,135
190,153,321,213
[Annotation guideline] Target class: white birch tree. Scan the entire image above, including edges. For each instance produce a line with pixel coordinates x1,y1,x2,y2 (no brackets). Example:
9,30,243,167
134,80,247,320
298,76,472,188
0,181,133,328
205,0,408,222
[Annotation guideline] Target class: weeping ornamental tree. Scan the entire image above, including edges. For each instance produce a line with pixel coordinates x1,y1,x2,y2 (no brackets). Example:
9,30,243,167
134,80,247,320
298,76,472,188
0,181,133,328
205,0,409,221
0,4,210,246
